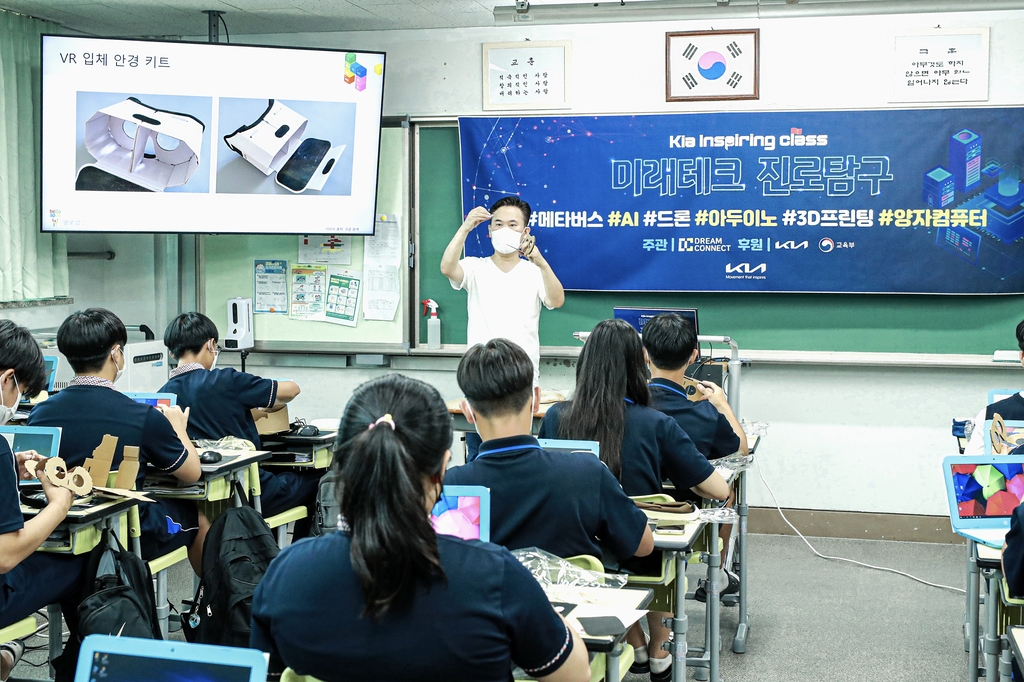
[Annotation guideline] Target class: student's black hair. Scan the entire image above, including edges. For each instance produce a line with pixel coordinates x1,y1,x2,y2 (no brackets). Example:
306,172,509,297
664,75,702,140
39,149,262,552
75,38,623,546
56,308,128,374
457,339,534,418
164,312,219,360
642,313,697,372
333,373,453,620
489,196,532,226
557,319,650,478
0,320,48,398
1016,319,1024,352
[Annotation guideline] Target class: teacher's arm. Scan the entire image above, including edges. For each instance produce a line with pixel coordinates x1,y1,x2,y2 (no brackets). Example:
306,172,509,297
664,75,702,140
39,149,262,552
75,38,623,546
441,207,491,285
521,229,565,309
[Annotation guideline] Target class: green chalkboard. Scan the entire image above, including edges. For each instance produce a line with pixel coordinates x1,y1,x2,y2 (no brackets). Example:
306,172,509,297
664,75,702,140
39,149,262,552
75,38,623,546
417,125,1024,355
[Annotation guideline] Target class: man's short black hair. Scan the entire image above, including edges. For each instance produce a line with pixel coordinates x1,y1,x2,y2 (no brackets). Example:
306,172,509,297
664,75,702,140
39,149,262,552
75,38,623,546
0,320,47,398
57,308,128,374
164,312,219,360
489,197,532,226
457,339,533,418
641,313,697,371
1016,319,1024,352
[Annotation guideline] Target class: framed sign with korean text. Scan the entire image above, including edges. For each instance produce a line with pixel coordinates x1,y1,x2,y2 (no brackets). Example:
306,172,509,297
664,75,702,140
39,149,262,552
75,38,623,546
666,30,758,102
891,28,989,103
483,41,571,111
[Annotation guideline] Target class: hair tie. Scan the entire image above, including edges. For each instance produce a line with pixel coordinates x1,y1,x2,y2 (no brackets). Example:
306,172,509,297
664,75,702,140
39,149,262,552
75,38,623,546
368,413,396,431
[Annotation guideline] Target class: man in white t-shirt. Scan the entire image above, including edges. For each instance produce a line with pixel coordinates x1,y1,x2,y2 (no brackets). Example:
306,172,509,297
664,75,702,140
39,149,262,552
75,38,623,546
441,197,565,459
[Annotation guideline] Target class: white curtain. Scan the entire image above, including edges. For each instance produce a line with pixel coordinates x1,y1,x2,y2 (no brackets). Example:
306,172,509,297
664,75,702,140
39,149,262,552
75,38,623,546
0,9,68,302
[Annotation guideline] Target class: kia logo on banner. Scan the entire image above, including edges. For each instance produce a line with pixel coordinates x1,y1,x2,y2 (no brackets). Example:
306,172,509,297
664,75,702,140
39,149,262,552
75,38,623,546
725,263,767,274
774,240,809,250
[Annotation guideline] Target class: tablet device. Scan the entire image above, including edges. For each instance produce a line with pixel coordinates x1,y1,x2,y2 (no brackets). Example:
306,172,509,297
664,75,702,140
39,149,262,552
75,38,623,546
123,392,177,407
538,438,600,458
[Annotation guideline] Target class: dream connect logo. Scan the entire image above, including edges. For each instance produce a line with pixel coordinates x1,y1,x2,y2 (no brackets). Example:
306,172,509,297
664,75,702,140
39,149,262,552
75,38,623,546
819,238,835,253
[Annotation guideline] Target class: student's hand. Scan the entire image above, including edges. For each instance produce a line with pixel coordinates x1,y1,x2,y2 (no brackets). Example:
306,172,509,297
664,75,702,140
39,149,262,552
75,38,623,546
461,206,492,232
15,450,45,480
519,229,544,264
157,405,191,433
39,466,74,512
697,381,729,410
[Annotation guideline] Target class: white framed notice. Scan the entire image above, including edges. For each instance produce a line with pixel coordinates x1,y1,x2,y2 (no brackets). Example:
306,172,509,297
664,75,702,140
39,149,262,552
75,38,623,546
483,41,571,111
891,28,989,103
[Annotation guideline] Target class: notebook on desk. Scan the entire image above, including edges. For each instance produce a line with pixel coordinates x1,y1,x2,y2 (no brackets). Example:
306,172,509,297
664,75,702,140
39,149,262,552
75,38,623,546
942,454,1024,548
431,485,490,543
75,634,267,682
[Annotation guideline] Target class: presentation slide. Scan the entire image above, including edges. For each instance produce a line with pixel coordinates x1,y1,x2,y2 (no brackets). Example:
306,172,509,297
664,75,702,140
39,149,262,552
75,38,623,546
42,36,385,235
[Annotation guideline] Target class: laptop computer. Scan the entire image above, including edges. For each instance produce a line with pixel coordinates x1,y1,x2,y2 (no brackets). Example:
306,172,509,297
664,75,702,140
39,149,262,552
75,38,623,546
123,392,177,407
75,634,267,682
942,454,1024,548
20,356,58,404
538,438,600,458
0,425,61,460
431,485,491,543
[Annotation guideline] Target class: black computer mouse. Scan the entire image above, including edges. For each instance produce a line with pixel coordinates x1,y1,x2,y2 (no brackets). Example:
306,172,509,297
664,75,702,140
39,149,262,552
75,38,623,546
199,450,223,464
295,425,320,437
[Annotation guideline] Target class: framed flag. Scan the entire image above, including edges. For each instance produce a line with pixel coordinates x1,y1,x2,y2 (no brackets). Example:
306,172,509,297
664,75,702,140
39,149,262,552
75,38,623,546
666,29,759,102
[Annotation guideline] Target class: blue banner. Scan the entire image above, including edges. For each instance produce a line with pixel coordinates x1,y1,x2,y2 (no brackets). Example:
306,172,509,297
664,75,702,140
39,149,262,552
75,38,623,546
458,109,1024,293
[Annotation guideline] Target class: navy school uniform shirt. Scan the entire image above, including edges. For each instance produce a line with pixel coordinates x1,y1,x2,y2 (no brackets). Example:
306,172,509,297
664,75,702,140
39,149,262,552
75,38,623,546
160,365,317,519
649,378,740,460
539,401,715,497
27,384,198,559
987,394,1024,422
159,365,277,447
1005,504,1024,597
251,532,574,682
444,435,648,565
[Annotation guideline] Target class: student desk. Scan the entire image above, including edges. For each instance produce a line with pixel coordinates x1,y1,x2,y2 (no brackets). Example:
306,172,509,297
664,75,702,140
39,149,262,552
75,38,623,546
446,399,551,436
544,584,653,682
143,449,271,502
20,490,136,555
975,542,1009,682
260,431,336,470
1008,626,1024,677
727,433,759,655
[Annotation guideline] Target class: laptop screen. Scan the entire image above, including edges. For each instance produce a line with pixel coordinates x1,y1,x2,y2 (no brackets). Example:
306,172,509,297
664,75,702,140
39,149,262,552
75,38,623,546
123,392,177,407
951,461,1024,519
86,651,252,682
613,307,699,336
0,426,61,461
538,439,600,458
430,485,490,543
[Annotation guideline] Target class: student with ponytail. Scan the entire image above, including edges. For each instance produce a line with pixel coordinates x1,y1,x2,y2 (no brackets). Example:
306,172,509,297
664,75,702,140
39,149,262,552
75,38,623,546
250,374,590,682
538,318,728,682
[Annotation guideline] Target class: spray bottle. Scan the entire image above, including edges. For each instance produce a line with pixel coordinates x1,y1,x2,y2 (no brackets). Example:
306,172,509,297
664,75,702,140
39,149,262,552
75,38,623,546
422,299,441,350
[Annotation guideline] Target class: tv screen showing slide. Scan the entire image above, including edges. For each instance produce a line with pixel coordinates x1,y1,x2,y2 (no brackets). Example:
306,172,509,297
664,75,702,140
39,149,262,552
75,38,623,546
41,36,385,235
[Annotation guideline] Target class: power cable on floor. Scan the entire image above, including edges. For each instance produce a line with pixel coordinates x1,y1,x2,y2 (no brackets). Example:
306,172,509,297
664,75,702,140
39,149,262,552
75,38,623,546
754,458,966,594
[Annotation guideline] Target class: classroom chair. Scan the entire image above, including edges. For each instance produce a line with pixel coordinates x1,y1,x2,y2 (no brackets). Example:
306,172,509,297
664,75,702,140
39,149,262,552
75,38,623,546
997,579,1024,682
248,463,309,549
0,616,39,682
128,505,190,638
627,494,678,613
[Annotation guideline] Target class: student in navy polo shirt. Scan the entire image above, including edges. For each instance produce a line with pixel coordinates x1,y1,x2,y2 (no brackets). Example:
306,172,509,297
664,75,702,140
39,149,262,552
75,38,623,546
539,318,729,682
966,318,1024,454
28,309,207,571
251,374,591,682
0,321,86,682
159,313,319,529
444,338,654,568
642,313,747,460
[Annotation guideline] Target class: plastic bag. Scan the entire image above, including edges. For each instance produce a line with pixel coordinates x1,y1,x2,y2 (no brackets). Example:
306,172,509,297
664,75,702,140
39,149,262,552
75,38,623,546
716,453,753,472
699,507,738,525
511,547,628,589
740,419,769,437
192,436,255,451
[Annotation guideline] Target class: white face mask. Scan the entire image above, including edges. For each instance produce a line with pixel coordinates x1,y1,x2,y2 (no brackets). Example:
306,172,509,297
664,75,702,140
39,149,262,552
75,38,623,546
490,227,522,255
209,341,220,370
0,373,21,425
112,347,125,383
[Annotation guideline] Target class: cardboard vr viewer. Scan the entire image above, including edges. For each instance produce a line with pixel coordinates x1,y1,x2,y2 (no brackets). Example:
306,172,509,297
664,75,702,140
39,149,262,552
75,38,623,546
223,99,345,194
78,97,205,192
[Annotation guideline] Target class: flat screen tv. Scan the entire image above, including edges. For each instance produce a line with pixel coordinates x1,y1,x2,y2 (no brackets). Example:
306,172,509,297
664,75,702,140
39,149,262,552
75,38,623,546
41,35,385,235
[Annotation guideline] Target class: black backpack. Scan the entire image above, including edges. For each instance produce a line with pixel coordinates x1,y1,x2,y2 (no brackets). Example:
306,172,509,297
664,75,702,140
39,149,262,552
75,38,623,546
311,469,342,536
182,488,279,647
78,528,162,640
